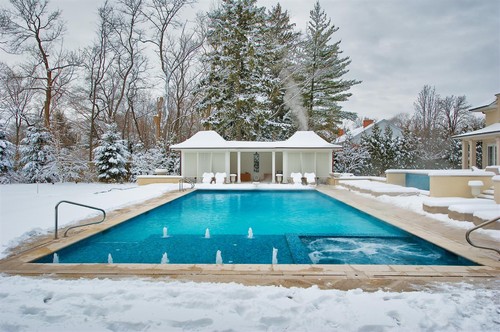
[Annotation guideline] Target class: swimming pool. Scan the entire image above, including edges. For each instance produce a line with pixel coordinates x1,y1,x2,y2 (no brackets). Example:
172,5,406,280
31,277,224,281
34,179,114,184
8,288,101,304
35,190,476,265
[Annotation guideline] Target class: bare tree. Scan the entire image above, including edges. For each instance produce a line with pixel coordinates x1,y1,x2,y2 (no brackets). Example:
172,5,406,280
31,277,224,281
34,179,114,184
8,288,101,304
81,1,116,161
0,62,36,157
163,22,204,143
142,0,196,141
439,95,471,136
412,85,440,139
0,0,78,129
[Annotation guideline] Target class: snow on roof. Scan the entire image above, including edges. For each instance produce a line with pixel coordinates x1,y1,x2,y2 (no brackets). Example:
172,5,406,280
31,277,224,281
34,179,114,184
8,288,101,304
452,122,500,140
335,119,401,144
171,130,340,150
469,98,497,113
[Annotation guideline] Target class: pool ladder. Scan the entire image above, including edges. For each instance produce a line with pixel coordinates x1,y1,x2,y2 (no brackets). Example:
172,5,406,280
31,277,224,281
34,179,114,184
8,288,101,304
465,216,500,258
179,177,196,191
54,200,106,239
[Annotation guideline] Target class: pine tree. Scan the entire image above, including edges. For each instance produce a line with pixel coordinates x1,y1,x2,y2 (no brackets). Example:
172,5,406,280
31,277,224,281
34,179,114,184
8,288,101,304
19,125,59,183
0,125,15,183
395,127,420,169
300,1,360,141
198,0,276,140
93,124,130,183
260,3,301,140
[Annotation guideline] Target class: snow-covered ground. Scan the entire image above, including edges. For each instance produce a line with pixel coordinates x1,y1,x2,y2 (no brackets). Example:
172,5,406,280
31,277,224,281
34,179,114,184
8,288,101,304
0,182,499,331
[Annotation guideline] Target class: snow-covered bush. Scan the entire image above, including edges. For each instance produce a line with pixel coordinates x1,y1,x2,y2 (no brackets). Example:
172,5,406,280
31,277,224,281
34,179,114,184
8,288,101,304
19,125,59,183
93,124,130,183
56,147,91,183
334,133,369,175
0,125,16,184
130,141,180,181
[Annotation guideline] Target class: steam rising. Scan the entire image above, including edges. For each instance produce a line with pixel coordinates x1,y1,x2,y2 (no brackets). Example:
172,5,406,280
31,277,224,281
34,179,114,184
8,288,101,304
282,71,308,131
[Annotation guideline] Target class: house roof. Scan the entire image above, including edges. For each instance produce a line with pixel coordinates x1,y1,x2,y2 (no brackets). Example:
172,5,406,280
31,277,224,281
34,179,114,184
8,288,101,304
469,98,497,113
335,119,403,144
452,122,500,140
170,131,341,150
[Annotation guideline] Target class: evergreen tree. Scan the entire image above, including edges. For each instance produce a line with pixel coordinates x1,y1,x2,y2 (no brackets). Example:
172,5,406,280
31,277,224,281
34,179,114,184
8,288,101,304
334,133,369,175
261,4,301,140
396,127,419,169
131,141,176,180
19,125,59,183
0,125,15,184
360,123,400,176
300,1,360,141
198,0,276,140
93,124,130,183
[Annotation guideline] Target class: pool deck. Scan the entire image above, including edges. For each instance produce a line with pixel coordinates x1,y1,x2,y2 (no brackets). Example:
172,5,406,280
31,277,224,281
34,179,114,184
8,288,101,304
0,185,498,291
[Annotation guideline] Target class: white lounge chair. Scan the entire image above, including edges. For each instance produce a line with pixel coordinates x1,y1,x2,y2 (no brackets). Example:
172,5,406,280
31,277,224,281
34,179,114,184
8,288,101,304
202,172,214,184
290,172,303,185
215,172,227,184
304,172,317,185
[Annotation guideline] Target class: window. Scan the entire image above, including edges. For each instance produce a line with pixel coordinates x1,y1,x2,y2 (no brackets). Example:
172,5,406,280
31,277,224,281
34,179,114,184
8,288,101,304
487,145,497,166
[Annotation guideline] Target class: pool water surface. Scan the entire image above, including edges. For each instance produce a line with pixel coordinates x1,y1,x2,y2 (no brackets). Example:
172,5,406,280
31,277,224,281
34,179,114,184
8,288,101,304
34,190,476,265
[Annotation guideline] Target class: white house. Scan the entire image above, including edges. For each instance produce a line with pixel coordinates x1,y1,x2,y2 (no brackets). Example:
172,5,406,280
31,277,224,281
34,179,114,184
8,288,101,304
170,131,341,183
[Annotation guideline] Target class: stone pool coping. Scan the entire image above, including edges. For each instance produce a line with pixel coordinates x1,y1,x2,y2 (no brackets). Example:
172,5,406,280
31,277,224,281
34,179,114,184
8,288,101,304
0,185,498,291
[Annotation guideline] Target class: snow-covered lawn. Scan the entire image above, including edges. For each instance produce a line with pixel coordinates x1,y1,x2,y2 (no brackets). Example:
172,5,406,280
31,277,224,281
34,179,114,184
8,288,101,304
0,183,499,331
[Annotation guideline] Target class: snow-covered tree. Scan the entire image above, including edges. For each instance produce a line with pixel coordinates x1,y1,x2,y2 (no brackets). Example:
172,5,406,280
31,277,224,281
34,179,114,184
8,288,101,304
300,1,360,141
55,146,91,183
334,133,369,175
198,0,278,141
260,3,301,140
19,125,59,183
0,125,16,183
395,127,419,169
360,123,400,176
93,124,130,183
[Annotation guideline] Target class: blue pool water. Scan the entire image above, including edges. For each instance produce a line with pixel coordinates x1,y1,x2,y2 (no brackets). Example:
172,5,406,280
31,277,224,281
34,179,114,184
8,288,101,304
34,190,476,265
406,173,430,191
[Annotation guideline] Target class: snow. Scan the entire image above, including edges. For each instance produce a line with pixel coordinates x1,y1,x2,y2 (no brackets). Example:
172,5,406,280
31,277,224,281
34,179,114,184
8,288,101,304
170,130,339,150
422,197,494,208
448,204,500,214
1,183,499,331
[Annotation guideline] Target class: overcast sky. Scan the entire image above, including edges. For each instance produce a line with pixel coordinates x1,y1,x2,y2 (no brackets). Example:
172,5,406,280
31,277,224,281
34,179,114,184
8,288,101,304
3,0,499,120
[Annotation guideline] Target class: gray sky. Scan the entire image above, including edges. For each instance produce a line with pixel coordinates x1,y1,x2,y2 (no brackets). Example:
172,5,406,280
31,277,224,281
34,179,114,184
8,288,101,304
4,0,499,120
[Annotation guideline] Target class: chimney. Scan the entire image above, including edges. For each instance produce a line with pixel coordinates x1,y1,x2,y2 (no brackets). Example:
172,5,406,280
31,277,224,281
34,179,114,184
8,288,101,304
338,128,344,136
363,119,374,128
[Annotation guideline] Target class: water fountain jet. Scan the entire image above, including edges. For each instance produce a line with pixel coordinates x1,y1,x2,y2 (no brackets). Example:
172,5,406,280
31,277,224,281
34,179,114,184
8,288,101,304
205,228,210,239
53,253,59,264
272,248,278,265
216,250,223,265
162,227,168,238
161,252,169,264
247,227,253,239
108,253,113,264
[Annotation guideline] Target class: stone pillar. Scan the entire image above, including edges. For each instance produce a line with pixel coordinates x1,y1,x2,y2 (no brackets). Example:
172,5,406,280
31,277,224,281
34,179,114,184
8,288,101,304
461,140,468,169
469,140,476,168
237,151,241,183
271,151,276,183
283,151,288,183
496,137,500,166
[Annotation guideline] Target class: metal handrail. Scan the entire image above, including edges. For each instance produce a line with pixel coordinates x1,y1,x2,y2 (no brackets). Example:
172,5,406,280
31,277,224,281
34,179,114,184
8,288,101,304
179,177,196,191
54,200,106,239
465,216,500,257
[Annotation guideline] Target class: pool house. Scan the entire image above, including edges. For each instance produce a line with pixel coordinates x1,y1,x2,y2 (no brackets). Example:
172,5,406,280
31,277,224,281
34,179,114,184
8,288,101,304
169,130,340,184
